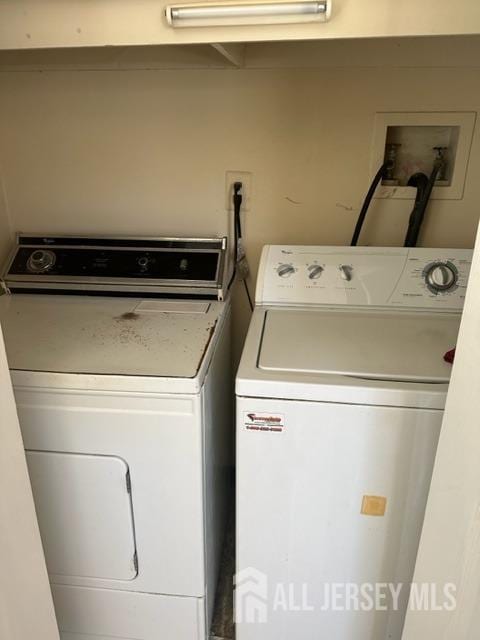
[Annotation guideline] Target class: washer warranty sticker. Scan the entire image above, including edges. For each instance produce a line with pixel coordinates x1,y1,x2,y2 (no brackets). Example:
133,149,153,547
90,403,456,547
244,412,285,433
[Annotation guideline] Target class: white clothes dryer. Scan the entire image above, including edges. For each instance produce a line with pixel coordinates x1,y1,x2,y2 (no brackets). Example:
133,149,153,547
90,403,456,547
0,234,233,640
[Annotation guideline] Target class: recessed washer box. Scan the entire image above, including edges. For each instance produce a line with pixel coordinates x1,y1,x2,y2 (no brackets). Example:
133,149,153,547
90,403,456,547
371,111,476,200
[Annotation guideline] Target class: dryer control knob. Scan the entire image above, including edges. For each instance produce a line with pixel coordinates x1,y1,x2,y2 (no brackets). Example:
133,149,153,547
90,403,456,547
307,265,324,280
425,262,457,292
277,264,295,278
27,249,56,273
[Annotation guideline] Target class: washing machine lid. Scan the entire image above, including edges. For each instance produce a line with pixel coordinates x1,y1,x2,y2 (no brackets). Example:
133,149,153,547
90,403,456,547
258,309,460,383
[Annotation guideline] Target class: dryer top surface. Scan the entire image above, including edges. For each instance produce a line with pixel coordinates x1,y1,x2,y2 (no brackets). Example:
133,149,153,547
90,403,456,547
0,294,227,383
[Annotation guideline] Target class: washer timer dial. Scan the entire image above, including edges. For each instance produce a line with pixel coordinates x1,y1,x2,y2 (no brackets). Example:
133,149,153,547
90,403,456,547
423,261,458,293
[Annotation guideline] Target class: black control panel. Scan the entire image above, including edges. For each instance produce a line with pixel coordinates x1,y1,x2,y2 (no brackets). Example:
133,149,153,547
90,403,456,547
3,236,227,297
9,247,219,281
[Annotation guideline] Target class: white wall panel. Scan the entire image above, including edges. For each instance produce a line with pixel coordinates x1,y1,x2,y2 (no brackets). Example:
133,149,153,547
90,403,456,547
402,190,480,640
0,329,59,640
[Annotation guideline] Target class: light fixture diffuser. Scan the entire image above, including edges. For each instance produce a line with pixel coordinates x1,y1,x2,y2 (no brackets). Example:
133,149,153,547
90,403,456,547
165,0,331,27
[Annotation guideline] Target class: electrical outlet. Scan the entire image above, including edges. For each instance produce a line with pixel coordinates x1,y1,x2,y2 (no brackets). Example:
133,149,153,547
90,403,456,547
225,171,252,212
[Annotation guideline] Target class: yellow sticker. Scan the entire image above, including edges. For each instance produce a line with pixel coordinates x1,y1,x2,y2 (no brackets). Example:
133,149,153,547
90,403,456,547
361,495,387,517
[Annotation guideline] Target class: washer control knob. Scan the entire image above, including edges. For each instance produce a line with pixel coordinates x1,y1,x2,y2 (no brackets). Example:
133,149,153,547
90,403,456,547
137,256,150,269
339,265,353,281
425,262,457,292
277,264,295,278
308,264,324,280
27,249,56,273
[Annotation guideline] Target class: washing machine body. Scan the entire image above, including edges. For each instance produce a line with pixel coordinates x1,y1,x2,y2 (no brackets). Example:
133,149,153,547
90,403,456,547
236,245,472,640
0,235,233,640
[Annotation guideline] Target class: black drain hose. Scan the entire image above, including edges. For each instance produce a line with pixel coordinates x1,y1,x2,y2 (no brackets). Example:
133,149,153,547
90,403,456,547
404,164,441,247
350,162,390,246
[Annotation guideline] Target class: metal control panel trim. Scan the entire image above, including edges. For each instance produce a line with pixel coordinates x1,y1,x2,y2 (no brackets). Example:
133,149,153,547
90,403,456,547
2,235,228,299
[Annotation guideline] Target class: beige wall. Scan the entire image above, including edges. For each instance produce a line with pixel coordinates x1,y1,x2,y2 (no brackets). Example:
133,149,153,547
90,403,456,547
0,168,12,266
0,63,479,354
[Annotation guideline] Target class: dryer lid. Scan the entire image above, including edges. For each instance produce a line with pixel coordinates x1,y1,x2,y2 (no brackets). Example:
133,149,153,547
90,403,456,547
0,294,223,381
258,309,460,383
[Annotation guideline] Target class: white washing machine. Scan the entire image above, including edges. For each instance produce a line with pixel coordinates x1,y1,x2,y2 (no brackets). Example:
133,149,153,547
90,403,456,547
236,245,472,640
0,235,232,640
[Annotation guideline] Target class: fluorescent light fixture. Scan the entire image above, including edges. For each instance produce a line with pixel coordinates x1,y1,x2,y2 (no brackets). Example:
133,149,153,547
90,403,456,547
165,0,331,27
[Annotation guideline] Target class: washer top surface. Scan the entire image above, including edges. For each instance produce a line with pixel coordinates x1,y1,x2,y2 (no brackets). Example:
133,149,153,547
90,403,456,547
236,246,473,409
0,294,225,380
259,308,459,384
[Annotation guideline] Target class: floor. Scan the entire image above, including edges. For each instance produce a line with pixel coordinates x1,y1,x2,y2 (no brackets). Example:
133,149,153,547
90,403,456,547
210,511,235,640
